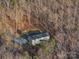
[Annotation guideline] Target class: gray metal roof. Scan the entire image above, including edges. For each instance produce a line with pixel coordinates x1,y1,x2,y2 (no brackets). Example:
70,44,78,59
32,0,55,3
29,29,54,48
27,32,50,40
13,37,28,45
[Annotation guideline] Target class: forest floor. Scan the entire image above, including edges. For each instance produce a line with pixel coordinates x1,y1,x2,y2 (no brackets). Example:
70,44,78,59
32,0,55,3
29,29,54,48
0,0,79,59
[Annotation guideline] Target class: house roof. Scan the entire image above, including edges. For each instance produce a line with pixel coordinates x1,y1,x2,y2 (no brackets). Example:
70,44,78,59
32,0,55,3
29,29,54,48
13,37,28,45
13,31,50,45
21,31,50,41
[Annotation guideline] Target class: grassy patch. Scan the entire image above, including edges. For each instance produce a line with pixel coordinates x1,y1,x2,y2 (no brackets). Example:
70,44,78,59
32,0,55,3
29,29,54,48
0,16,2,22
34,56,40,59
45,38,56,53
10,0,16,6
39,36,56,55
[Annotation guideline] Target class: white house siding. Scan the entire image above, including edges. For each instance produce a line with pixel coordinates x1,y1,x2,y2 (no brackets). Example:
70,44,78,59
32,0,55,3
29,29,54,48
32,36,50,45
32,39,40,45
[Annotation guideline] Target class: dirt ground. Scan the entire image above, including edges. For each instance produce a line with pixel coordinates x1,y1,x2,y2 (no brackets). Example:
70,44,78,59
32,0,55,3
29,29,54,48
0,0,79,59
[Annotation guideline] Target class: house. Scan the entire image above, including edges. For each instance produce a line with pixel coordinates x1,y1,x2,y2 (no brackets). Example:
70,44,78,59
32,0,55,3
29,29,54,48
13,31,50,46
27,32,50,45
